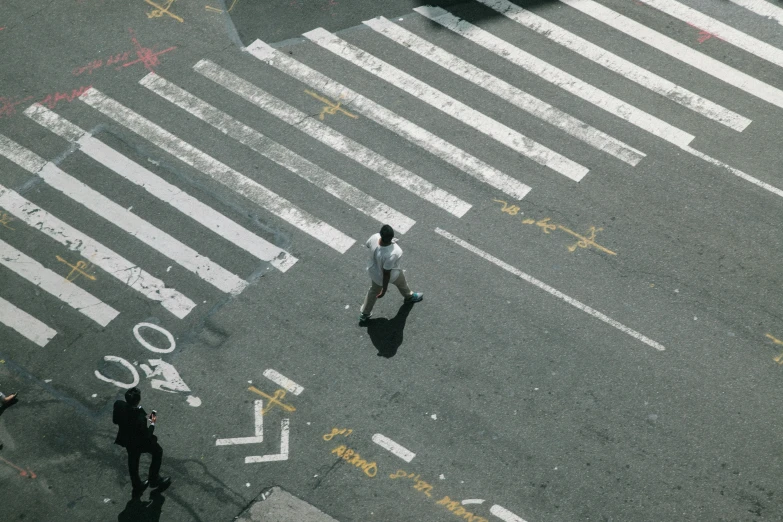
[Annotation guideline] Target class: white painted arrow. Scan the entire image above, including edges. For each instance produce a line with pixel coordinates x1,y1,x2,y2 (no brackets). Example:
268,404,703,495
245,419,289,463
216,400,264,446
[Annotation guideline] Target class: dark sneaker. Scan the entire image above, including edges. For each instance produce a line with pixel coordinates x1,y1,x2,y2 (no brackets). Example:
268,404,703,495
359,312,373,323
405,292,423,303
132,480,149,497
150,476,171,489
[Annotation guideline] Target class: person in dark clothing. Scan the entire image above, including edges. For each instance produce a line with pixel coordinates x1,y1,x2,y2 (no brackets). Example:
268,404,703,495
113,387,171,497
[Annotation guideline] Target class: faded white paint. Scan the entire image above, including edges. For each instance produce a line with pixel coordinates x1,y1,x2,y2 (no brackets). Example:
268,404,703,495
140,359,190,393
245,40,531,200
262,369,304,396
94,356,140,389
371,433,416,462
134,322,176,353
472,0,751,131
245,419,290,463
728,0,783,26
302,28,590,182
216,400,265,446
490,504,528,522
0,295,57,347
365,15,646,165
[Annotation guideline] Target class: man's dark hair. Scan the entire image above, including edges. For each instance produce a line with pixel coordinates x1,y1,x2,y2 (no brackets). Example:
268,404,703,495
125,387,141,407
380,224,394,242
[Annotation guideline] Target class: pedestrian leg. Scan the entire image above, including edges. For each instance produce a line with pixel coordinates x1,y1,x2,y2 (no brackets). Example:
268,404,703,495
392,271,414,299
148,443,163,482
360,280,383,314
127,449,143,490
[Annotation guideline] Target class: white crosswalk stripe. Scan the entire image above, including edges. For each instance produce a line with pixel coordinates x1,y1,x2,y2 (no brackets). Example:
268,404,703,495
138,72,425,228
729,0,783,26
417,5,695,147
192,60,471,217
0,133,249,296
245,40,532,200
474,0,751,132
302,27,591,182
363,16,646,166
0,182,197,318
23,104,298,273
639,0,783,68
560,0,783,110
0,238,120,327
0,296,57,347
78,88,357,254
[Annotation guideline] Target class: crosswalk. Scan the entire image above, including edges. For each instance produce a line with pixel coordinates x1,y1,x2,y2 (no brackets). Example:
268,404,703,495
1,0,782,347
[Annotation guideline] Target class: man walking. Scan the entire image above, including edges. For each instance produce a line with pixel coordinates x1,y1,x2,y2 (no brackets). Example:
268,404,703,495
359,224,423,322
113,387,171,497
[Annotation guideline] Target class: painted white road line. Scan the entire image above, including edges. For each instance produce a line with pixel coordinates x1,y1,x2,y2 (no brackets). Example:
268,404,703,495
216,400,264,445
474,0,751,132
303,28,590,182
0,239,119,327
24,104,298,273
246,40,531,200
194,61,472,218
0,295,57,347
490,504,528,522
262,369,304,396
729,0,783,26
245,419,290,463
561,0,783,110
371,433,416,462
418,6,695,147
0,183,196,319
366,16,645,166
640,0,783,68
0,134,249,296
140,73,420,231
434,228,666,351
78,88,356,254
461,499,486,505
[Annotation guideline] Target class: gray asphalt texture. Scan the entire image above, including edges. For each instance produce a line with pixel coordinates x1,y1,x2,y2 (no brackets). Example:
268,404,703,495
1,0,783,521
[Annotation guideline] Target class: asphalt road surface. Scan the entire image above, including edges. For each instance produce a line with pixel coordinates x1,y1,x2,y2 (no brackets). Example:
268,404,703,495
1,0,783,521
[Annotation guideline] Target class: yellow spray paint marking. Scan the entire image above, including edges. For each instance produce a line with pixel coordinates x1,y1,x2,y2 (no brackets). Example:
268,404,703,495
304,90,358,121
495,199,617,256
766,334,783,364
145,0,183,22
0,211,15,230
248,386,295,415
323,428,353,441
55,255,97,283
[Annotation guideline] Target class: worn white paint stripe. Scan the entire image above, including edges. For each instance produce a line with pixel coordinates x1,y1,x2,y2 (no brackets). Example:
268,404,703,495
303,28,589,182
473,0,751,132
434,228,665,351
262,369,304,396
78,89,355,254
641,0,783,68
490,504,528,522
366,16,645,166
216,400,264,445
24,104,298,273
0,295,57,347
140,73,420,231
245,40,531,200
418,6,695,147
561,0,783,110
0,239,119,327
0,134,248,296
194,61,470,218
681,145,783,198
461,499,486,505
729,0,783,26
245,419,290,463
372,433,416,462
0,184,196,318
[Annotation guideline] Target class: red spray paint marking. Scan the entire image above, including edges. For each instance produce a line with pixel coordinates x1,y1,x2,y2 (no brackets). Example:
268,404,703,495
0,96,34,119
687,22,724,44
38,85,92,110
122,29,176,73
0,456,37,478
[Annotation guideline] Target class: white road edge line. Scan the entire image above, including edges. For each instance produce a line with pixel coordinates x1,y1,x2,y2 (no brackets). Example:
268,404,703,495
372,433,416,462
0,295,57,347
434,228,666,351
0,238,120,327
245,419,290,463
262,369,304,396
245,39,532,201
216,400,264,445
23,103,298,273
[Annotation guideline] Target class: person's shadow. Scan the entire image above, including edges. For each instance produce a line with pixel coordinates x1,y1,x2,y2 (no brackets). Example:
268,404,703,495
361,302,414,358
118,492,166,522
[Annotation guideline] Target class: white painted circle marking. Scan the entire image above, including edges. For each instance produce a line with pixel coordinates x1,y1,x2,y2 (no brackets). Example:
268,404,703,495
133,322,176,353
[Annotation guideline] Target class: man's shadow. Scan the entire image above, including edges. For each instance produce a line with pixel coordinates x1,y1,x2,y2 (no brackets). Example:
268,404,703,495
118,492,166,522
360,302,414,358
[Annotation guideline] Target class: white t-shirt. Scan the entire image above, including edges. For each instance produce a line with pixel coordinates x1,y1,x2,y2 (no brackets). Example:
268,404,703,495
365,233,403,285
